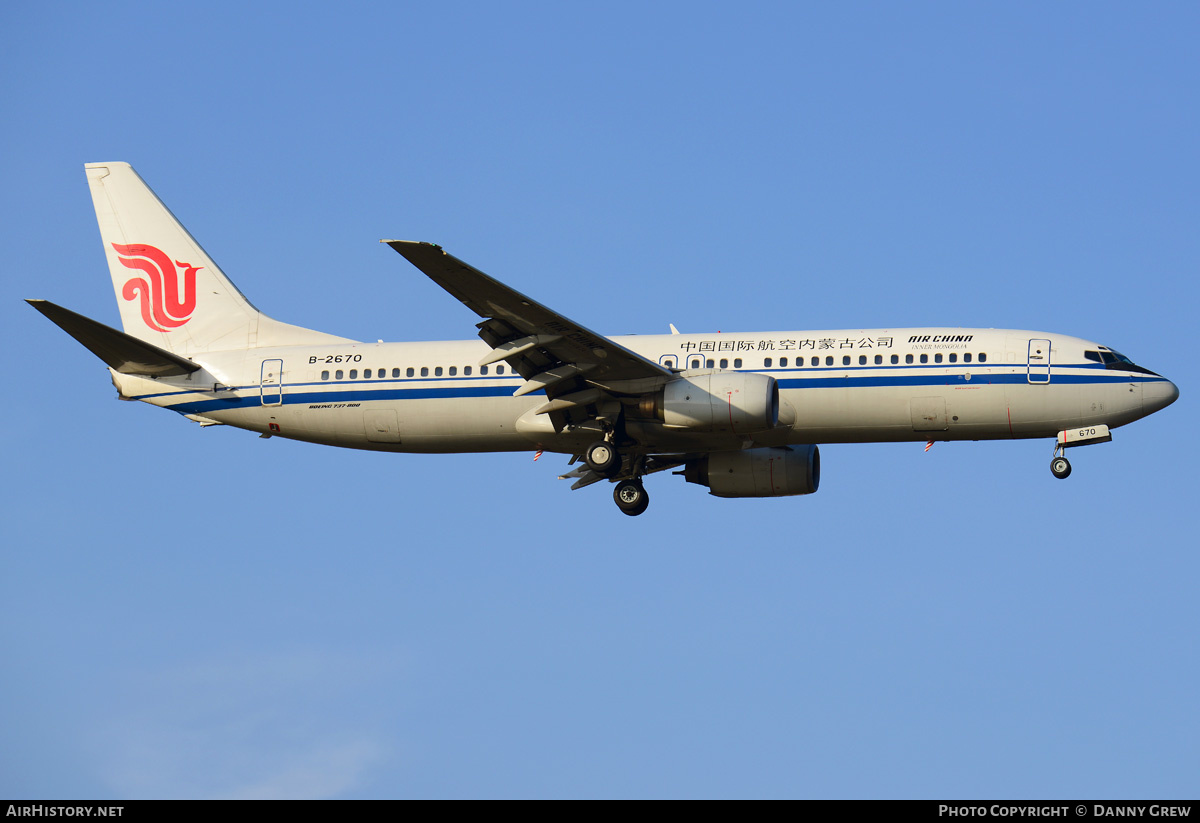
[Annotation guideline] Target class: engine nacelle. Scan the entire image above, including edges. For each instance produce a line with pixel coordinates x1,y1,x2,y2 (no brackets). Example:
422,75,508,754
654,372,779,433
683,445,821,498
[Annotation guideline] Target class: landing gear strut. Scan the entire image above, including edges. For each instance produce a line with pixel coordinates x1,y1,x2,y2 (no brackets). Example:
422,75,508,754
1050,441,1072,479
613,479,649,516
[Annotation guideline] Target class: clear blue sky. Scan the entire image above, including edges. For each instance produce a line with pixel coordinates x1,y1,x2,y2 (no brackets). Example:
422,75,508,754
2,1,1197,799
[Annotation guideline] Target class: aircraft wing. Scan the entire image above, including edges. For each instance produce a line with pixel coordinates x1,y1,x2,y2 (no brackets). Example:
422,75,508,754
385,241,674,430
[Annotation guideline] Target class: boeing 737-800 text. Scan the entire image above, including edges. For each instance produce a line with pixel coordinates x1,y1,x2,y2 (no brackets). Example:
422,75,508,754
28,163,1179,515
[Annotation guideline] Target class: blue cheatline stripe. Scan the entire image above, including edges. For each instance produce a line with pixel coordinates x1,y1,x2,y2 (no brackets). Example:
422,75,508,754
136,360,1144,403
131,373,517,401
164,384,520,415
159,371,1169,414
775,373,1165,390
139,361,1147,403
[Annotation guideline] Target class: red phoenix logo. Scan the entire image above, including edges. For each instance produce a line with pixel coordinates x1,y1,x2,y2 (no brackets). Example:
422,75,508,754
112,243,202,331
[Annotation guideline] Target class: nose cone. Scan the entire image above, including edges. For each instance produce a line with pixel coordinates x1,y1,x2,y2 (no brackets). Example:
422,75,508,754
1143,379,1180,414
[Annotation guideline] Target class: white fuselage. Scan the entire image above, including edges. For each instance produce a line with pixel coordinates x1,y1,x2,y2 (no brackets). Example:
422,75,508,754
108,327,1176,456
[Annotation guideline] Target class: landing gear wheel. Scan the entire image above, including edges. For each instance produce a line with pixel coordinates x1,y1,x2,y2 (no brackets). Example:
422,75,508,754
585,441,621,477
613,479,649,516
1051,456,1072,479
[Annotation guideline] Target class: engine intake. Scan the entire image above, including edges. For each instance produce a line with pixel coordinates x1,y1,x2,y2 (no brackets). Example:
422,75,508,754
683,445,820,498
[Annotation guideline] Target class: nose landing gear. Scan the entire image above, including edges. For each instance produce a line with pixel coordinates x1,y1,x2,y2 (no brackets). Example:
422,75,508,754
1050,439,1072,479
1051,455,1072,479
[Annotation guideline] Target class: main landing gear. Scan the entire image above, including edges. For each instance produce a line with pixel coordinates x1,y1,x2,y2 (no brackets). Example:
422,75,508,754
613,479,649,516
585,439,650,515
585,440,621,477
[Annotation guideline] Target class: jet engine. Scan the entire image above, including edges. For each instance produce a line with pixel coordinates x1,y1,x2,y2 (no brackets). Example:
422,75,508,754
639,372,779,434
682,445,821,498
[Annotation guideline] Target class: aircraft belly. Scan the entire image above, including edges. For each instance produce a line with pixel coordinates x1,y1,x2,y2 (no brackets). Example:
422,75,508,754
1079,381,1144,429
332,397,531,452
783,383,1020,443
175,394,536,453
1004,383,1083,435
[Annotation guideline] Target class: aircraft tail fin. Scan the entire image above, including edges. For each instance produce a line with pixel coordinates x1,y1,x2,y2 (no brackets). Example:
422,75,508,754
85,162,351,353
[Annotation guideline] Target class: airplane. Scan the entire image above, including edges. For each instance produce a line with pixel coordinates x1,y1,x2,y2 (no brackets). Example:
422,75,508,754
28,162,1179,516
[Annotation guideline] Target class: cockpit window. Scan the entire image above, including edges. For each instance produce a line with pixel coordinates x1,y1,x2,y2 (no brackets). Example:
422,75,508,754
1094,347,1159,376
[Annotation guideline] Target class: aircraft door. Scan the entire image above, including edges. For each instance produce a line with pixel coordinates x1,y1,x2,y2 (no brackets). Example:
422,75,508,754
659,354,679,369
260,359,283,406
1027,339,1051,384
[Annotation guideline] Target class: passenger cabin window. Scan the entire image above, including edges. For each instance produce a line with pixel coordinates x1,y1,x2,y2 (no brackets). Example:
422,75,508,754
706,359,714,368
335,370,344,380
449,366,457,376
934,354,942,363
891,355,899,364
719,358,728,368
321,370,330,380
979,353,987,363
859,355,867,365
811,356,819,366
764,357,772,368
349,369,358,379
920,354,928,364
963,353,971,363
825,356,833,366
780,357,788,367
734,358,742,368
406,367,414,377
481,366,489,375
949,353,957,363
392,368,400,377
690,358,701,369
435,367,443,376
496,365,504,375
875,355,883,365
843,355,851,365
464,366,472,376
906,354,913,364
421,367,429,377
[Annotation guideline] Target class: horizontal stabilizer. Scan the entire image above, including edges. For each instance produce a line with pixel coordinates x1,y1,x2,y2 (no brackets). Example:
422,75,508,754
27,299,200,376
